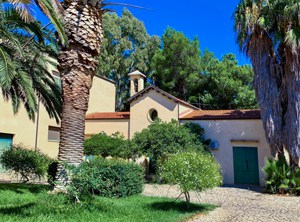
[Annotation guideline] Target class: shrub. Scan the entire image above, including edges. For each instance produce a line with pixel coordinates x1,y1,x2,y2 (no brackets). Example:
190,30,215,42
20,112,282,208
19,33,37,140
159,151,222,204
131,120,205,173
0,145,53,182
68,158,144,200
264,156,300,195
183,121,210,147
84,132,134,159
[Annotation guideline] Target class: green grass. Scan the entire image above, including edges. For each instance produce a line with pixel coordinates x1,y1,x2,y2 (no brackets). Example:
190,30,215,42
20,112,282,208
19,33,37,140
0,183,215,222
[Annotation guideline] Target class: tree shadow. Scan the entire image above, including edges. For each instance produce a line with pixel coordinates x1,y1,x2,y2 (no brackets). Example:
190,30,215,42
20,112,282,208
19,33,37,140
149,201,215,213
0,183,49,194
0,203,36,217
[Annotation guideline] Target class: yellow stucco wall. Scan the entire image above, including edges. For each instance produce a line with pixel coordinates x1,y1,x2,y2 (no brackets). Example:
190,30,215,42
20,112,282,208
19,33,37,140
129,90,179,138
87,76,116,114
181,119,271,186
0,96,60,158
178,103,197,117
0,75,116,159
85,119,130,139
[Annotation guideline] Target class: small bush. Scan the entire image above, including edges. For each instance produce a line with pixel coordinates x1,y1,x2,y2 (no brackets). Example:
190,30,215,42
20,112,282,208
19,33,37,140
159,151,222,204
84,132,134,159
68,158,144,200
0,145,53,182
264,156,300,195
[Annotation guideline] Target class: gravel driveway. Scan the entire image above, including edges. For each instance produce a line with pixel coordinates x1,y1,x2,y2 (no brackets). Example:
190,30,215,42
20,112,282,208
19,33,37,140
143,184,300,222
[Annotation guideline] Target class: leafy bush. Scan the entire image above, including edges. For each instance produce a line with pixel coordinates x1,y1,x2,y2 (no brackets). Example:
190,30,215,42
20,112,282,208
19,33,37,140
183,121,210,147
264,156,300,195
84,132,133,159
131,120,205,173
159,151,222,204
0,145,53,182
68,158,144,200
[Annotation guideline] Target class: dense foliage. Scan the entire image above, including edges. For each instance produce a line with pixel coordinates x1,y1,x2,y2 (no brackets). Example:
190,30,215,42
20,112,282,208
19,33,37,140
98,9,160,111
159,152,222,204
0,146,53,182
84,132,133,159
264,157,300,195
0,4,62,121
151,27,201,101
98,10,256,111
68,158,144,200
131,120,205,173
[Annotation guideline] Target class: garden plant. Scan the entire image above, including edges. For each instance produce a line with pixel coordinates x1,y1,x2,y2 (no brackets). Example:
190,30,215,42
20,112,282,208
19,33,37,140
159,151,222,205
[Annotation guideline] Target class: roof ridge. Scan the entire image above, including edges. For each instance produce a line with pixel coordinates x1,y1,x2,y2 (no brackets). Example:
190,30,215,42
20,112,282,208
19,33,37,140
127,85,199,110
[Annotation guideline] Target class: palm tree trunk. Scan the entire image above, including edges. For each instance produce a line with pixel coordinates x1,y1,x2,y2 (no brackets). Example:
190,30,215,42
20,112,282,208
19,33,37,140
284,48,300,166
56,0,103,186
248,31,285,157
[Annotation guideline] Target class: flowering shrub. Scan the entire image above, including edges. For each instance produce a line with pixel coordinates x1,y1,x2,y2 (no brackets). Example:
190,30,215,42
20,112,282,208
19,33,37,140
159,151,222,204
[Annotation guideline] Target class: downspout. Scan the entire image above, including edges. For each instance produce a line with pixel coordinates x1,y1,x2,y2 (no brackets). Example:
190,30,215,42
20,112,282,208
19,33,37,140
177,103,180,123
34,94,40,151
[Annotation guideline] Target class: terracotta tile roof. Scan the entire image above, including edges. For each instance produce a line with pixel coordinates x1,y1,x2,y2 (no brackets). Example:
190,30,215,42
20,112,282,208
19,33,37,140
86,112,130,120
127,85,199,110
180,109,261,120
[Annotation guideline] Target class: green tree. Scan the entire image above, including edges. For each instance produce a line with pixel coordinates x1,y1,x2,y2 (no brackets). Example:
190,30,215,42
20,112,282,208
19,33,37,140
200,54,257,109
131,120,205,173
152,27,202,101
234,0,300,166
0,5,62,121
98,9,160,110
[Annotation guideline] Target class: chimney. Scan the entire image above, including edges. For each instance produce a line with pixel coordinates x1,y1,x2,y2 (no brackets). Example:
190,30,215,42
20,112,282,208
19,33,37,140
128,70,146,97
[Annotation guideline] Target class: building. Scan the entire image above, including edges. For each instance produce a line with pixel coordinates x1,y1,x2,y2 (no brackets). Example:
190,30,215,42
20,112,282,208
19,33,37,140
0,68,272,186
85,70,272,186
0,74,116,159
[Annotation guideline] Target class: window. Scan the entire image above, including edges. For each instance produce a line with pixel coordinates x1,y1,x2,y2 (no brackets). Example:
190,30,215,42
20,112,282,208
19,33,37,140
48,126,60,142
148,109,158,122
134,79,138,93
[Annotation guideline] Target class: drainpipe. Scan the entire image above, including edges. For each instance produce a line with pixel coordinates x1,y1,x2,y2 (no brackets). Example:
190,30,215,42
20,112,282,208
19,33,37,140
34,94,40,151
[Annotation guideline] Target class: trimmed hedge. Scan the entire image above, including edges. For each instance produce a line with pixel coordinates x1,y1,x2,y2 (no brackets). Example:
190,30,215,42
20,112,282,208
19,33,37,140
68,158,144,199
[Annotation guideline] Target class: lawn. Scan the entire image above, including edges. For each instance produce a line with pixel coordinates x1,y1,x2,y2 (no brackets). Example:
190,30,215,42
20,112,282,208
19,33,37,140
0,183,215,222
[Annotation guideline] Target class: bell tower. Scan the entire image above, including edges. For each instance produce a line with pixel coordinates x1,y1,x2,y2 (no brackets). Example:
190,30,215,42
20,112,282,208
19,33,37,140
128,70,146,97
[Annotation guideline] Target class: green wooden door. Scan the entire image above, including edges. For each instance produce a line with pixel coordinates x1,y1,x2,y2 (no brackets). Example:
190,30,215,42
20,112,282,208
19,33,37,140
0,133,13,172
233,147,259,185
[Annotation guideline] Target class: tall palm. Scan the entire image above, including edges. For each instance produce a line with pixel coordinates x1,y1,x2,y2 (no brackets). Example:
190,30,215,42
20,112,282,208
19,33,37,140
234,0,300,166
56,0,106,183
0,5,62,121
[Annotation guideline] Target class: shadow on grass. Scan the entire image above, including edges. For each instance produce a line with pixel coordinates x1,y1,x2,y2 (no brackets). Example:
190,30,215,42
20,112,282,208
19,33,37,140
0,183,50,194
149,201,215,213
0,203,35,217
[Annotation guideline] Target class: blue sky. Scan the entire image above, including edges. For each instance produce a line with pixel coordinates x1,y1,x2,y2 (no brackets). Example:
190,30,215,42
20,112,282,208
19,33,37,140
111,0,250,65
37,0,249,65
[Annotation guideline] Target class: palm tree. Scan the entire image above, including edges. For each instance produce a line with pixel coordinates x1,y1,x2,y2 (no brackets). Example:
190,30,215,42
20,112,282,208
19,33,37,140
234,0,300,166
55,0,106,184
0,5,62,121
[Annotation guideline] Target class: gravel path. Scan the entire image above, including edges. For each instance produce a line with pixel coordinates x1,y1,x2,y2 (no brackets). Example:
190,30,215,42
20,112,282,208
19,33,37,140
143,184,300,222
